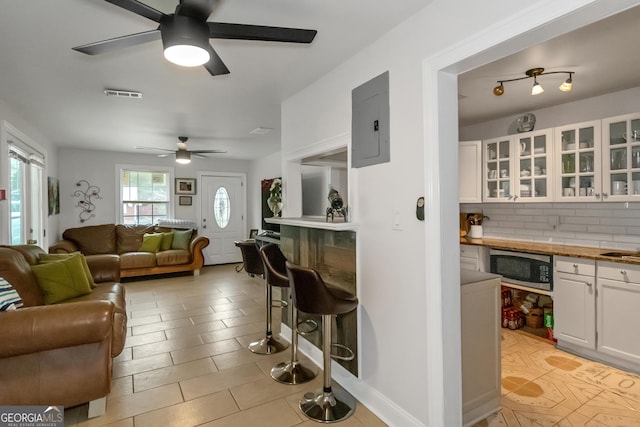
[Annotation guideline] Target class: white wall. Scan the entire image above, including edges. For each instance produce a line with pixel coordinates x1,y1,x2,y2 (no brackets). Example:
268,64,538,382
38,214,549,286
57,147,250,239
460,86,640,140
0,98,58,247
281,0,640,425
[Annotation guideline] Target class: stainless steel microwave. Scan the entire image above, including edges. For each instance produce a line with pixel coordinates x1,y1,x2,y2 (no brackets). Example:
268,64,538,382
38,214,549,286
489,249,553,291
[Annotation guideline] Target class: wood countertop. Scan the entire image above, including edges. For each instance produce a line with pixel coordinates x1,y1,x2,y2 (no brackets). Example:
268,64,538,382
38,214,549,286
460,236,640,265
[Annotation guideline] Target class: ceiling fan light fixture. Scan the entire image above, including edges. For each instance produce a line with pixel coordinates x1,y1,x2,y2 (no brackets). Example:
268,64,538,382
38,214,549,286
175,150,191,164
559,73,573,92
161,15,210,67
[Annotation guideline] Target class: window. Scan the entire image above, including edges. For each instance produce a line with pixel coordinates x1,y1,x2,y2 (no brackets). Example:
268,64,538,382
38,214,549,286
213,186,231,228
7,128,45,246
118,166,172,225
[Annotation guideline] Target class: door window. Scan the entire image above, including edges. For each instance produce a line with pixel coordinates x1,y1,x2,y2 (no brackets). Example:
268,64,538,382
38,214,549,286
213,186,231,228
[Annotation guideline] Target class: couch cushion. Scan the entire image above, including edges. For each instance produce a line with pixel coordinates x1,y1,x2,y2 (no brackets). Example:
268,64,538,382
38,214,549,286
38,252,96,288
120,252,156,269
156,250,191,266
139,233,163,253
171,229,192,250
0,248,44,307
63,224,116,255
0,277,23,311
116,224,155,254
31,256,93,304
160,232,174,251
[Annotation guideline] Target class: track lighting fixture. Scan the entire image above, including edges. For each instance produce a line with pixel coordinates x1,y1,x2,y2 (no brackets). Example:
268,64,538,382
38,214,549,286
492,68,574,97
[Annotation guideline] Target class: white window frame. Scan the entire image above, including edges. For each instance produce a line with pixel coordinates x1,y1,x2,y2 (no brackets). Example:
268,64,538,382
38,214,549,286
116,164,174,225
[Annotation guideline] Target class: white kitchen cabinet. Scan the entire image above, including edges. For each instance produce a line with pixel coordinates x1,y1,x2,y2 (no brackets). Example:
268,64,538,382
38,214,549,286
553,257,596,350
460,244,488,272
482,129,553,202
554,120,602,201
459,140,482,203
601,112,640,201
596,261,640,366
461,270,501,427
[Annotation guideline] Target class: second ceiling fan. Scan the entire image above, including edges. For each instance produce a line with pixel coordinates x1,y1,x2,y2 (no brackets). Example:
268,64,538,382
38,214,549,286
73,0,318,76
138,136,226,164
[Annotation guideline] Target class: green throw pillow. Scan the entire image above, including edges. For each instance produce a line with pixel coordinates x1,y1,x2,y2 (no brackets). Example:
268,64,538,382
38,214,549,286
39,252,96,288
160,232,174,251
140,233,163,253
171,229,192,250
31,256,93,304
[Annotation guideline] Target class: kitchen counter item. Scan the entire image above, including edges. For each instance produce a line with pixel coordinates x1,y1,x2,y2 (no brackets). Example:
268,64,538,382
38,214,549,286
469,225,483,239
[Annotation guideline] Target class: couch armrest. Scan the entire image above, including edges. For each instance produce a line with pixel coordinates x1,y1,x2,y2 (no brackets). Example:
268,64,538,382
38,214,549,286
86,254,121,283
0,301,114,358
190,236,210,268
49,240,80,254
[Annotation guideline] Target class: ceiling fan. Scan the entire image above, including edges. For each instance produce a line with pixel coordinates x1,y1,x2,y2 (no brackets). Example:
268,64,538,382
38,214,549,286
137,136,226,163
72,0,318,76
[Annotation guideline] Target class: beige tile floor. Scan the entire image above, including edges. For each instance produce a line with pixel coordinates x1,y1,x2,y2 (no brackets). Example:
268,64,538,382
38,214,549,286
64,264,387,427
475,329,640,426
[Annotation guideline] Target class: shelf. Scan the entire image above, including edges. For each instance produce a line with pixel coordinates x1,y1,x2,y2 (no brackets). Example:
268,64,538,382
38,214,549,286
266,216,359,231
501,281,553,297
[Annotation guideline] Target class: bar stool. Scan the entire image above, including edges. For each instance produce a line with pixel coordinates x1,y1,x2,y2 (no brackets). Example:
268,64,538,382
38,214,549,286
259,244,318,384
234,240,263,278
286,261,358,423
235,240,289,354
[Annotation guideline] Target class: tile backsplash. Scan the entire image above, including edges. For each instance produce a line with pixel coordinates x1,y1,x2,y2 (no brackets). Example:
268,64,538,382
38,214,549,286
461,202,640,251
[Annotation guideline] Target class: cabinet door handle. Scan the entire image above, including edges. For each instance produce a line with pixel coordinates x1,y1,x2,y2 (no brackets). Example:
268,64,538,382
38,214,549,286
585,281,592,287
603,192,609,198
620,270,627,275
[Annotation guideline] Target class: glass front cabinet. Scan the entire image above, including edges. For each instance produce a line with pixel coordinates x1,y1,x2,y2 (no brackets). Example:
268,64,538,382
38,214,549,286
483,130,553,203
554,120,601,201
602,112,640,200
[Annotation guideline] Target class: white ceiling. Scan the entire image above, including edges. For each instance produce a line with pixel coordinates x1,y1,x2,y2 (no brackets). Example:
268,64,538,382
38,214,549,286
0,0,429,160
458,5,640,127
3,3,639,161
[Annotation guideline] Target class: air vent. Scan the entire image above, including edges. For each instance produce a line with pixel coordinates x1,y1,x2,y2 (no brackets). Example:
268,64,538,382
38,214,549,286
104,89,142,99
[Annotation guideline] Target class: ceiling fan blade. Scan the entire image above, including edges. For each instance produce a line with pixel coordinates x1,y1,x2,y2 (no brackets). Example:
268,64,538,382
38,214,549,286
176,0,217,21
208,22,317,43
73,29,161,55
203,45,230,75
193,153,208,159
135,146,175,152
105,0,165,23
192,150,227,154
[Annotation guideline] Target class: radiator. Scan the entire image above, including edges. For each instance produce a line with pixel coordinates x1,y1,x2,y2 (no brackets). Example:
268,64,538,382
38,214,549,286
156,219,198,230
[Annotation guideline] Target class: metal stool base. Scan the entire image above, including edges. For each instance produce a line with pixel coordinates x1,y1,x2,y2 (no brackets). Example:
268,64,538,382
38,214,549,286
271,360,317,385
248,336,289,355
299,387,355,423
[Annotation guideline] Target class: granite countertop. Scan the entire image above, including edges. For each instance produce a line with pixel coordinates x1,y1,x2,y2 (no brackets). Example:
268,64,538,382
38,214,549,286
460,236,640,265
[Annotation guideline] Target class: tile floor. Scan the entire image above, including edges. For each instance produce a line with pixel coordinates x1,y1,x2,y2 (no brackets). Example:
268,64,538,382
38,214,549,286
475,329,640,426
64,264,386,427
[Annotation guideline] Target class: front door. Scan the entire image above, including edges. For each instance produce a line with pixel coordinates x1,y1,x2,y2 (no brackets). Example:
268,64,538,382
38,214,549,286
200,174,245,265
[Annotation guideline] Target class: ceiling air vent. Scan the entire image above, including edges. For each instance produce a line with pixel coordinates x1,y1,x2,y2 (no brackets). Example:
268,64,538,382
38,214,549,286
104,89,142,99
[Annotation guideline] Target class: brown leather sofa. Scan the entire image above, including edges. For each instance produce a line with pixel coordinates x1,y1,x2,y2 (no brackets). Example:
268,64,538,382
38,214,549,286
49,224,210,278
0,245,126,417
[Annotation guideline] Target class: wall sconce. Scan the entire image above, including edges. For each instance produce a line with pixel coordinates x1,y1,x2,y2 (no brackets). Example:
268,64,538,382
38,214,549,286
493,67,574,97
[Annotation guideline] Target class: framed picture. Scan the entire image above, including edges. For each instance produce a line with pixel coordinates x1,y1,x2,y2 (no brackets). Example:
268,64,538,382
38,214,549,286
176,178,196,195
249,229,258,239
179,196,192,206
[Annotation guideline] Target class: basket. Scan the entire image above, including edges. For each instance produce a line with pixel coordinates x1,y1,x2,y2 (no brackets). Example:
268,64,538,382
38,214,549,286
526,308,544,328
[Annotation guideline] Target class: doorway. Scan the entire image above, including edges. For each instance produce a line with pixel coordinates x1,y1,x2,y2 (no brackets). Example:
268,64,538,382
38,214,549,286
200,173,246,265
423,2,638,425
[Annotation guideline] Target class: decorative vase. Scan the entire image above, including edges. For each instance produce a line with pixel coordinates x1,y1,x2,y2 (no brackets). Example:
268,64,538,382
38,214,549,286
267,196,282,217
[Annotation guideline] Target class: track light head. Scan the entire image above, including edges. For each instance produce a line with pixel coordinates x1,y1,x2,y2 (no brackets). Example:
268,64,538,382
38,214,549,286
559,73,573,92
493,83,505,96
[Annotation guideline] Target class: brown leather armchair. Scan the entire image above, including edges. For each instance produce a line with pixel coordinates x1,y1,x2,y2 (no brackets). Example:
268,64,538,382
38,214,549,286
0,245,126,417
